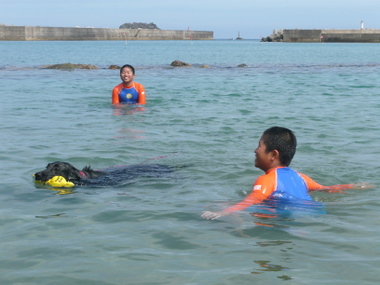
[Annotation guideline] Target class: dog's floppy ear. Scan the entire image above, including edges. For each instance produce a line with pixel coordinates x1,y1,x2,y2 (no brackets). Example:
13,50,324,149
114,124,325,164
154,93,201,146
57,162,82,182
67,168,83,181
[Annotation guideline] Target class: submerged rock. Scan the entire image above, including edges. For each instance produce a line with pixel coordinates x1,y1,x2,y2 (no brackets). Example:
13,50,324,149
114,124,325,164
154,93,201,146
108,65,121,70
171,60,191,67
45,63,99,70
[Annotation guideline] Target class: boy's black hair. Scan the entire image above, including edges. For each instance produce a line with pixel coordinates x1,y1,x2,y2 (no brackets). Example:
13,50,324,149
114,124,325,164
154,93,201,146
262,126,297,166
120,64,135,75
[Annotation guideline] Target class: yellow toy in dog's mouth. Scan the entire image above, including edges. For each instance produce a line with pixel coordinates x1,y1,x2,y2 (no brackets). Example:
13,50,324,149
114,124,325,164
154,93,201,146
35,176,75,188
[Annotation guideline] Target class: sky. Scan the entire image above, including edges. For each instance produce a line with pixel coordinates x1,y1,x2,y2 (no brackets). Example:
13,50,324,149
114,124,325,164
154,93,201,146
1,0,379,39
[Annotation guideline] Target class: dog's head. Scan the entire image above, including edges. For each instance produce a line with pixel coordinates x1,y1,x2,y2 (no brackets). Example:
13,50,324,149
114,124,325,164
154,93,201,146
34,161,83,183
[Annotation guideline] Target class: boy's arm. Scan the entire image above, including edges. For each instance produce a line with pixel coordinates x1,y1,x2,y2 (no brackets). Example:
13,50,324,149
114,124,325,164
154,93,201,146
299,173,373,192
298,173,325,190
136,83,146,105
112,86,120,104
201,176,275,220
222,185,269,213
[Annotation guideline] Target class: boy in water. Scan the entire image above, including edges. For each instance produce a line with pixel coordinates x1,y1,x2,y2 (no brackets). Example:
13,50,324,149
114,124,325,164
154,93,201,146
202,126,368,220
112,64,146,105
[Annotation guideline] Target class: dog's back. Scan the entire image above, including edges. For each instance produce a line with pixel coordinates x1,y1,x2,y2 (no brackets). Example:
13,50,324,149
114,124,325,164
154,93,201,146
78,164,175,186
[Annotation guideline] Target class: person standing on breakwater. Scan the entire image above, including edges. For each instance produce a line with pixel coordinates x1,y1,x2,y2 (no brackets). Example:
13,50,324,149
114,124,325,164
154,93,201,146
202,126,372,220
112,64,146,105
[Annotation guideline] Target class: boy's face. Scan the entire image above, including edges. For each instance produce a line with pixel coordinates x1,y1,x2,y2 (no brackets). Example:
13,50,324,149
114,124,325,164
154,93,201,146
120,67,135,86
254,137,274,171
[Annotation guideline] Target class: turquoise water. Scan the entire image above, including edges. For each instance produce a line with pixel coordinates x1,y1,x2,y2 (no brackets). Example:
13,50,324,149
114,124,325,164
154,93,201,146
1,40,380,284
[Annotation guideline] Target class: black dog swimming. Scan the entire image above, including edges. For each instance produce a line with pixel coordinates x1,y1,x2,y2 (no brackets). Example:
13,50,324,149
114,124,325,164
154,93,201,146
34,161,176,187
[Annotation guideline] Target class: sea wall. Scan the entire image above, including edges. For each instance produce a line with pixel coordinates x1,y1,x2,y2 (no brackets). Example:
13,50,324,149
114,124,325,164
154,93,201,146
0,26,213,41
283,29,380,43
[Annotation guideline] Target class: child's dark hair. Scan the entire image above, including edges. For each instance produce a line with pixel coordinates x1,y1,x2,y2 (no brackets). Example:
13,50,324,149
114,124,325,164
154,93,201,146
262,126,297,166
120,64,135,75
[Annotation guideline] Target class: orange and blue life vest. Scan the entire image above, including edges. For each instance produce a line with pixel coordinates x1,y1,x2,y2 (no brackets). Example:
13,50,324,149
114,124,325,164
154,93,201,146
224,167,324,213
112,82,146,105
271,167,312,201
118,85,139,104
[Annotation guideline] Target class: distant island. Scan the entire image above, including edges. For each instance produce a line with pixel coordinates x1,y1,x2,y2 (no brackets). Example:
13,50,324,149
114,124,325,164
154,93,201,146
119,22,160,30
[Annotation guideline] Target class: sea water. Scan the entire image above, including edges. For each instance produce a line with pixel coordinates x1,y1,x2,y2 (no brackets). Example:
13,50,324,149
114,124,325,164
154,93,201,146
0,40,379,284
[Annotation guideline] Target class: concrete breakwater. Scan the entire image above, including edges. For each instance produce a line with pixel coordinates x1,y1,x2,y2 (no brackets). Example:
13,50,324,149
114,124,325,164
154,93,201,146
0,25,213,41
262,29,380,43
